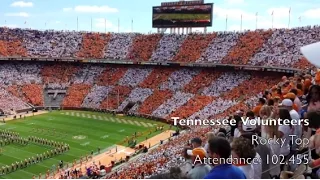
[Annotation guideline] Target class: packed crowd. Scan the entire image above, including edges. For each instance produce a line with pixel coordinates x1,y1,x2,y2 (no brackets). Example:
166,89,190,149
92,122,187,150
0,88,30,114
249,27,320,67
0,26,319,179
62,84,92,108
54,158,112,179
0,61,302,120
117,88,153,112
118,67,152,88
106,69,320,179
159,68,200,92
82,85,112,109
0,26,319,69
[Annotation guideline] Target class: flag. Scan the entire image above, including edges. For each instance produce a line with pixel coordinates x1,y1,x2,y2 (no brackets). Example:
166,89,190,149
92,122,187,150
256,12,258,16
271,11,274,15
91,17,93,32
77,16,79,31
104,18,107,33
299,16,301,22
289,7,291,14
24,21,26,24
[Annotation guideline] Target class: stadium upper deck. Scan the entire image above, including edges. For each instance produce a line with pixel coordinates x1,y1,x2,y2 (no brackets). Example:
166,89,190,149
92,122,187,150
0,26,319,69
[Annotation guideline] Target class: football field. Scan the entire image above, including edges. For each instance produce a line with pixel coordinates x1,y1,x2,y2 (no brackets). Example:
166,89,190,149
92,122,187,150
0,111,169,179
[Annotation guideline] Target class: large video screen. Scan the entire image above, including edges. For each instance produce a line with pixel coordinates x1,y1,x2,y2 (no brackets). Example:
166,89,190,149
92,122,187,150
152,3,213,28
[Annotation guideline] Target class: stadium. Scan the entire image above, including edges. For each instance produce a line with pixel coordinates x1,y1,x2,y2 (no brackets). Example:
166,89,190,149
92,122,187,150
0,0,320,179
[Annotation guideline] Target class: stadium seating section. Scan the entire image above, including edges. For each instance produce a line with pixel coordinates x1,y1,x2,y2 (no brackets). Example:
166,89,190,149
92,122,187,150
0,26,319,178
0,27,319,68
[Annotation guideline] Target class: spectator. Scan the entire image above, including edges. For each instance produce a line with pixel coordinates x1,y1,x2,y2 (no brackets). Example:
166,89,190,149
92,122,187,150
231,137,256,179
204,137,246,179
230,115,241,139
278,108,292,170
259,105,273,139
290,89,302,111
252,98,266,116
204,132,215,155
190,138,205,152
264,116,281,178
234,120,244,138
149,167,187,179
187,148,211,179
307,111,320,170
216,132,226,138
281,99,302,153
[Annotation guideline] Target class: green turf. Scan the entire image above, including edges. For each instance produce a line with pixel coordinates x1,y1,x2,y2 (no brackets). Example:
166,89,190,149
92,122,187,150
0,110,169,179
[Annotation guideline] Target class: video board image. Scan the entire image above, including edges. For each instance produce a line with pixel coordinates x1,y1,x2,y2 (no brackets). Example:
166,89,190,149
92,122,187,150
152,3,213,28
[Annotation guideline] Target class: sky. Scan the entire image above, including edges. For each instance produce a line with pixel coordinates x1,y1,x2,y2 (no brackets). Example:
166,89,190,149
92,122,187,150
0,0,319,33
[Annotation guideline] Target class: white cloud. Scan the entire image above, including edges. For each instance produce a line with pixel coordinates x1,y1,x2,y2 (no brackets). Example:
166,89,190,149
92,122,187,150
55,21,61,24
303,8,320,19
5,12,30,17
266,7,291,18
11,1,33,7
63,5,118,13
63,8,72,12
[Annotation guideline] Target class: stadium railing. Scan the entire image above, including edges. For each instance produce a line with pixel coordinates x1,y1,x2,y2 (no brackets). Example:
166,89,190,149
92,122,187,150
0,57,301,74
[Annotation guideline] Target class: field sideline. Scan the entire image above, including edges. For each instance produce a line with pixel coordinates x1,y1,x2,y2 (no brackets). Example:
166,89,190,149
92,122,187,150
0,110,169,179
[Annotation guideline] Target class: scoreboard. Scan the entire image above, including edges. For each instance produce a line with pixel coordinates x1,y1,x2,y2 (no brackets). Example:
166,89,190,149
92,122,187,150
152,1,213,28
161,0,205,6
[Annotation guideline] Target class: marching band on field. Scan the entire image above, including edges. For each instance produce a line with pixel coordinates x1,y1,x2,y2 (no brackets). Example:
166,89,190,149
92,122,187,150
0,129,70,176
